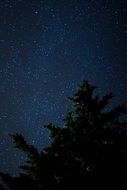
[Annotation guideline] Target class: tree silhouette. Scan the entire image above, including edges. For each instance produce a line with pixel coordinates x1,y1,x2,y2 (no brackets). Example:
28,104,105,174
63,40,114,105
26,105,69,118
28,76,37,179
0,81,127,189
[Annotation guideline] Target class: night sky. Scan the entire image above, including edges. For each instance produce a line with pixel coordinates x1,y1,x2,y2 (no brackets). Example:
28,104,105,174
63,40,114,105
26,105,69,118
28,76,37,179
0,0,127,174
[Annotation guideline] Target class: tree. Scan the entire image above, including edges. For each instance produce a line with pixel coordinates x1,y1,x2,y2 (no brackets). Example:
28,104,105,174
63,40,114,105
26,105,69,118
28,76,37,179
0,81,127,189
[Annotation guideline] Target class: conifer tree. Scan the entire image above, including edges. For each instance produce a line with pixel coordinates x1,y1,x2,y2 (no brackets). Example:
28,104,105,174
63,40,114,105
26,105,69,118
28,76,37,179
0,81,127,189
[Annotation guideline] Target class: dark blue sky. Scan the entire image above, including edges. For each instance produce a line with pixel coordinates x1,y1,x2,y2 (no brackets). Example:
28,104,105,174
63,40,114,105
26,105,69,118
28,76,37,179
0,0,127,174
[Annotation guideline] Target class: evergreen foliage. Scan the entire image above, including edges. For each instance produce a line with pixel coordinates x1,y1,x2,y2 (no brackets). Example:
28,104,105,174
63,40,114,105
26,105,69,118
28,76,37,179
1,81,127,189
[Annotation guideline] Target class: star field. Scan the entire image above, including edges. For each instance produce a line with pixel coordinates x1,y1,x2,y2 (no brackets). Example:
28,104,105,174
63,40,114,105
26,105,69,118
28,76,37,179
0,0,127,174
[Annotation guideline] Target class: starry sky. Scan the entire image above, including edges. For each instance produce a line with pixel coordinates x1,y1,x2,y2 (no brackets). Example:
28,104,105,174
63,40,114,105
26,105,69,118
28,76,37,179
0,0,127,174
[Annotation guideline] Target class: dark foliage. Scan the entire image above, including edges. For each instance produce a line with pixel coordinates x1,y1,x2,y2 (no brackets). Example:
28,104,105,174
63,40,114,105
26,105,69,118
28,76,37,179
1,81,127,189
